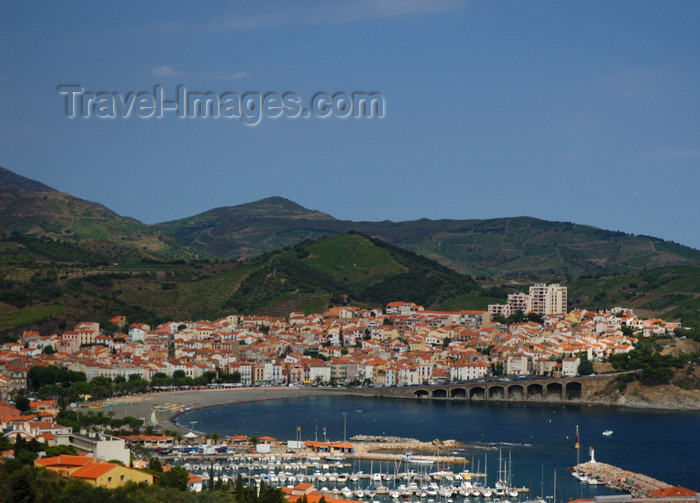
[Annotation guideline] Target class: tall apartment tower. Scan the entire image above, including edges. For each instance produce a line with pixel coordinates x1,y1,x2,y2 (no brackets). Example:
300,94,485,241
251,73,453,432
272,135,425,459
529,283,568,315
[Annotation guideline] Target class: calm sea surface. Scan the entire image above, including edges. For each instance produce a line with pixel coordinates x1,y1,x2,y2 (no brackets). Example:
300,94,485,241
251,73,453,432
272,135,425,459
176,396,699,500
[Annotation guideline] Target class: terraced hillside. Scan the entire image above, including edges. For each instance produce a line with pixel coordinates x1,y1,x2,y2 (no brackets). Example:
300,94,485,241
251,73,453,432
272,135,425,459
154,198,700,278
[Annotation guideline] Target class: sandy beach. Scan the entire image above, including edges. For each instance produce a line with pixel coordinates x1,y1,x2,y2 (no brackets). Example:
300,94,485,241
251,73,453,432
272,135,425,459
95,386,323,433
90,388,468,464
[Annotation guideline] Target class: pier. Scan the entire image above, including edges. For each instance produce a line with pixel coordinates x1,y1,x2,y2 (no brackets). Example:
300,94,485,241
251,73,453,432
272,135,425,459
573,461,678,498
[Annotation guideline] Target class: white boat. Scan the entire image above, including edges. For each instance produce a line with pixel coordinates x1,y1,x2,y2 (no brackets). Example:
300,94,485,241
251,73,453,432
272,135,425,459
602,430,613,437
390,491,401,499
402,453,435,465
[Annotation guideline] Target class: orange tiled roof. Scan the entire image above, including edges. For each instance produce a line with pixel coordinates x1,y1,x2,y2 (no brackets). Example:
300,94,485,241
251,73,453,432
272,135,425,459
71,463,117,479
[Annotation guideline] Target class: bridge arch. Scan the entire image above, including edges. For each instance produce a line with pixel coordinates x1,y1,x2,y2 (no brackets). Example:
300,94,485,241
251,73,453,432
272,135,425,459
414,389,429,398
546,382,563,400
566,381,582,399
451,387,467,399
507,384,524,400
488,385,505,400
470,386,486,400
527,383,543,400
431,388,448,398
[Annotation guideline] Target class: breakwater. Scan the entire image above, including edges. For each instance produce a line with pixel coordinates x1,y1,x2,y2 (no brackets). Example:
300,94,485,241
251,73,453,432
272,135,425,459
574,462,673,497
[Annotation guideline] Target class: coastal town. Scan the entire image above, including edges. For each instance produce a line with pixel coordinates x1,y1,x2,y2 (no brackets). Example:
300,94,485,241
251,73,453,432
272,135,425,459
0,283,697,501
0,284,687,394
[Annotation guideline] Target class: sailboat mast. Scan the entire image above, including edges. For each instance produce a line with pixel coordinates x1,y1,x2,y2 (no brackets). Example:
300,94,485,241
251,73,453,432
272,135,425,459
498,448,503,483
575,425,581,466
508,450,513,487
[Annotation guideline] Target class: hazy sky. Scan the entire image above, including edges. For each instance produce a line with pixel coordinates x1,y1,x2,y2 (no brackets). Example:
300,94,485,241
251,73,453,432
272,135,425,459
1,1,698,249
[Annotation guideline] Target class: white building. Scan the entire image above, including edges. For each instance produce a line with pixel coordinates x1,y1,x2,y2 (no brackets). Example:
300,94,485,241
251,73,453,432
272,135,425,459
449,362,490,381
529,283,567,315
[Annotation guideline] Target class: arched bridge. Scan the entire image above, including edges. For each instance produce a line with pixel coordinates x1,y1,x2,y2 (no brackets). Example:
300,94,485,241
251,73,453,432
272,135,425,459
331,375,616,403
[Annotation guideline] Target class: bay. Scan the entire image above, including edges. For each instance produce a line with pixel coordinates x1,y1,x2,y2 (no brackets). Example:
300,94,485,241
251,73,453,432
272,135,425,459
176,396,699,500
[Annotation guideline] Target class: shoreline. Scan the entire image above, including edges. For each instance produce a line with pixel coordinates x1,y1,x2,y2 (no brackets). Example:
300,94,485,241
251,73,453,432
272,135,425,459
94,386,699,434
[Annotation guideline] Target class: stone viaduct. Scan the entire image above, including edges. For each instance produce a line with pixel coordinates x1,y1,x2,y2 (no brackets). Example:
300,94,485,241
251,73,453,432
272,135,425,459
327,375,615,404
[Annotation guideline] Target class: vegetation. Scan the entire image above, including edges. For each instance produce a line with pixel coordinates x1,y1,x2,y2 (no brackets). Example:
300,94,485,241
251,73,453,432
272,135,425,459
153,196,700,278
607,337,689,385
0,457,288,503
568,266,700,328
221,233,490,315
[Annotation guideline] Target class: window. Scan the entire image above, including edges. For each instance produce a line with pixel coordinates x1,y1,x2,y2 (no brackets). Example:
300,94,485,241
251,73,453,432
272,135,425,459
120,475,125,481
108,477,112,483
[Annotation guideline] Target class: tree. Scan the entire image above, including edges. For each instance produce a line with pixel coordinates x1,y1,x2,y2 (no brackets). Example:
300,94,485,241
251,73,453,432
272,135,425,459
15,395,30,414
160,465,189,491
147,456,163,472
235,473,245,503
9,469,35,503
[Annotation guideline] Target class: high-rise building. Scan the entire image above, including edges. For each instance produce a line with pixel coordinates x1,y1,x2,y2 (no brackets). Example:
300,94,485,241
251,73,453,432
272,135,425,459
529,283,567,315
488,283,568,317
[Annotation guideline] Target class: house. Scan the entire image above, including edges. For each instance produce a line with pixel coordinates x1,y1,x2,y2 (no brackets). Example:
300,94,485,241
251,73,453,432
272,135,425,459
36,454,154,488
562,357,580,377
69,461,154,488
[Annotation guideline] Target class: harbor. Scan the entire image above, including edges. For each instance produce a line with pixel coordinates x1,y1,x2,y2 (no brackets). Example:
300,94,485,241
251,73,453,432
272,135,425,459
168,450,530,502
114,390,699,500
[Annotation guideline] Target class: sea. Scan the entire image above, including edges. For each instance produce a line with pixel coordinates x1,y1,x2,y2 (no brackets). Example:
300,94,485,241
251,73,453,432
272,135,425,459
175,395,700,500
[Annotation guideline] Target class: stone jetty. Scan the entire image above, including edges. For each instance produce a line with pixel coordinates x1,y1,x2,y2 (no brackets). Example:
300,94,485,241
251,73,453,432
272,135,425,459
349,434,466,465
574,461,672,497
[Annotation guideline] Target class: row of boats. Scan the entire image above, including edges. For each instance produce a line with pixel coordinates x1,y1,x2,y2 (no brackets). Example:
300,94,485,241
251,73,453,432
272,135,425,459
176,453,528,502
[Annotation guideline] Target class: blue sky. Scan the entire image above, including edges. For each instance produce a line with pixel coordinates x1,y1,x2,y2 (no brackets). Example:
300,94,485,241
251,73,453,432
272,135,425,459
1,1,698,249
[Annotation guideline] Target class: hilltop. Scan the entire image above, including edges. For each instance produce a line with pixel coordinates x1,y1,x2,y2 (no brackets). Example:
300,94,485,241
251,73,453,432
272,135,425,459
0,167,206,261
3,166,698,279
0,166,698,330
154,198,700,278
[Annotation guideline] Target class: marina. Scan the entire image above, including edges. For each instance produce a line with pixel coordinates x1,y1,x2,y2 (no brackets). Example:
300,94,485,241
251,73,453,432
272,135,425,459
168,451,530,502
172,394,699,500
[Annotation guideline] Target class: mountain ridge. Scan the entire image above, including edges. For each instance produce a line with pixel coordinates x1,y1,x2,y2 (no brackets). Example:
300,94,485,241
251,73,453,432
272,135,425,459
2,166,698,278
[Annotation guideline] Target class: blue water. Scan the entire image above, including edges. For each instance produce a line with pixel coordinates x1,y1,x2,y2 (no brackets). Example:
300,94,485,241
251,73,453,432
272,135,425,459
176,396,700,499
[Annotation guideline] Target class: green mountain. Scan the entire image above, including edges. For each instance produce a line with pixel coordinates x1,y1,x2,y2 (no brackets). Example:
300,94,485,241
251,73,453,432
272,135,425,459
152,196,338,257
154,198,700,278
0,232,498,332
0,167,207,261
0,166,698,332
568,265,700,328
121,232,499,320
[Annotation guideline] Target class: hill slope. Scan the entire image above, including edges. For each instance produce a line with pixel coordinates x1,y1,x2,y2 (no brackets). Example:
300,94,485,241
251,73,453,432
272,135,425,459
568,265,700,327
0,168,207,261
0,232,499,331
155,198,700,278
